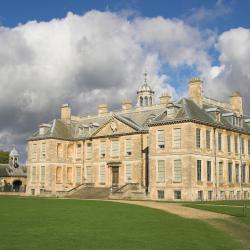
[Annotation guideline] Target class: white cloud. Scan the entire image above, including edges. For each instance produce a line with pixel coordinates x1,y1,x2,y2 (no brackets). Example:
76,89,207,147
204,27,250,114
0,10,249,161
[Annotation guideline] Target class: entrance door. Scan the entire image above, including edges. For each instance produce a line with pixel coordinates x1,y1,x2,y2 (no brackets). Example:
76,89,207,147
112,167,119,186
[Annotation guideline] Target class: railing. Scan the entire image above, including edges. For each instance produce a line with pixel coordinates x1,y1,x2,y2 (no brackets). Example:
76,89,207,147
111,183,139,194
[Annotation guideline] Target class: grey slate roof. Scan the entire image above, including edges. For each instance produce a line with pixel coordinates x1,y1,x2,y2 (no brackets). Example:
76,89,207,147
0,164,27,177
28,97,250,141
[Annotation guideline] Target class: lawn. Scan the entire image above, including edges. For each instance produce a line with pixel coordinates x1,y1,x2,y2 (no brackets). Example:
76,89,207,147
0,196,240,250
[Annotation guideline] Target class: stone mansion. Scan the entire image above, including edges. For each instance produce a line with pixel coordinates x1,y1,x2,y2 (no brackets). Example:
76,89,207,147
26,74,250,201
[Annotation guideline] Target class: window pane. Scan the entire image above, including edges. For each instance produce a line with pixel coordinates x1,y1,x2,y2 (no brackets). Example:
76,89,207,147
173,160,182,182
173,128,181,148
157,160,165,182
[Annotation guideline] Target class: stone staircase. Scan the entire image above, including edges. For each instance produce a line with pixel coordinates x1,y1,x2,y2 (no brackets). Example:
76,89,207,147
110,183,149,200
67,187,110,200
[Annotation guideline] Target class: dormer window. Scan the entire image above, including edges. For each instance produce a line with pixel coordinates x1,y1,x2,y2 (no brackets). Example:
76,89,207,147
216,112,221,122
39,124,51,135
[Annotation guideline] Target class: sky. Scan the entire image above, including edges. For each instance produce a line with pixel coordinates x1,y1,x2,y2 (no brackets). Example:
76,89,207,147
0,0,249,162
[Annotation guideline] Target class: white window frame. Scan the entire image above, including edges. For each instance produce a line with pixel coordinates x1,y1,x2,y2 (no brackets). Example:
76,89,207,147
125,139,132,156
99,164,106,184
172,128,181,149
125,163,132,183
41,142,46,160
173,159,182,182
100,141,106,159
76,166,81,184
86,142,92,159
157,160,165,183
40,166,45,184
157,130,165,149
111,139,119,157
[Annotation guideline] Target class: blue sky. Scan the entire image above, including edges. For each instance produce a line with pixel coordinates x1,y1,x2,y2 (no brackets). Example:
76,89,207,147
0,0,249,161
0,0,249,31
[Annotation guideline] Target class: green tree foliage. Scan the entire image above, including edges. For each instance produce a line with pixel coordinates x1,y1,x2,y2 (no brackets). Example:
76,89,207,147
0,151,9,164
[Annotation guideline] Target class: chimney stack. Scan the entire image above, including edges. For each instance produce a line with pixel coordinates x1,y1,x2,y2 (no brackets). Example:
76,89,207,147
98,104,108,115
160,93,171,105
230,91,243,115
188,77,203,106
122,100,132,111
61,104,71,121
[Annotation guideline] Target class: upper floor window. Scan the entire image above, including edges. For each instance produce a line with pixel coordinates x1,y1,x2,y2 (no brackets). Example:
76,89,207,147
207,161,212,182
157,130,165,149
235,163,240,183
218,132,222,151
242,164,246,183
196,128,201,148
76,143,82,159
86,142,92,159
57,143,63,158
31,166,36,183
172,128,181,149
41,143,46,160
40,166,45,184
227,135,231,153
234,135,239,154
111,140,119,157
100,141,106,159
157,160,165,183
197,160,202,181
241,138,245,155
206,130,210,150
32,143,37,160
219,161,224,183
173,159,182,182
125,139,132,156
67,144,74,159
228,162,232,183
56,167,63,184
248,140,250,156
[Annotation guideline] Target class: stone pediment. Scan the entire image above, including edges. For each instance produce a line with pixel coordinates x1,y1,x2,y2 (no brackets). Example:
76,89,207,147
91,115,140,137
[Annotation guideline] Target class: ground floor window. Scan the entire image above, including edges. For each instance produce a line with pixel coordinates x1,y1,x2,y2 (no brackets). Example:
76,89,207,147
197,190,203,201
157,190,165,199
208,191,213,200
237,191,241,200
220,191,225,200
229,191,234,200
31,189,35,195
244,191,248,199
174,190,181,200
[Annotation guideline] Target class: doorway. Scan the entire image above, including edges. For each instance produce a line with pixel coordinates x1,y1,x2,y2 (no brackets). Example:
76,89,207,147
112,167,119,186
13,180,22,192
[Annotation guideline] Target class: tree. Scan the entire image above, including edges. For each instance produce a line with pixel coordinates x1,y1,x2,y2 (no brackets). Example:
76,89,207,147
0,151,9,164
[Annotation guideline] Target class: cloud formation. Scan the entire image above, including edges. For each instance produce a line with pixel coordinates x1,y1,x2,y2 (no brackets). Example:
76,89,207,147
0,10,249,161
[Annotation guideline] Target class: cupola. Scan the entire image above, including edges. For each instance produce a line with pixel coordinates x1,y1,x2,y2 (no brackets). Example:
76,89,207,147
137,71,155,107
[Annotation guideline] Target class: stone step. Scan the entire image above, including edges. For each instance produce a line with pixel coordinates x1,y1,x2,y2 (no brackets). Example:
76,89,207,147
67,187,110,199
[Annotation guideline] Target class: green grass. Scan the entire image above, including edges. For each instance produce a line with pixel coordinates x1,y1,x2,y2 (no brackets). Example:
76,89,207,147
0,196,240,250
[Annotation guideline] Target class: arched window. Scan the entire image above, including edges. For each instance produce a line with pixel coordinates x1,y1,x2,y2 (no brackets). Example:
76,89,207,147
57,143,63,158
56,167,62,183
144,96,148,106
149,96,152,105
67,144,74,159
67,167,73,183
140,96,143,106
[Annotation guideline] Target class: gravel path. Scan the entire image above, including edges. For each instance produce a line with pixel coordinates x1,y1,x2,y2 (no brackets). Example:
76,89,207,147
112,200,231,220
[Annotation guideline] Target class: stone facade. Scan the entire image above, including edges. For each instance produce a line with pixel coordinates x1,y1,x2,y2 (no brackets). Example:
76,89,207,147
26,76,250,201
